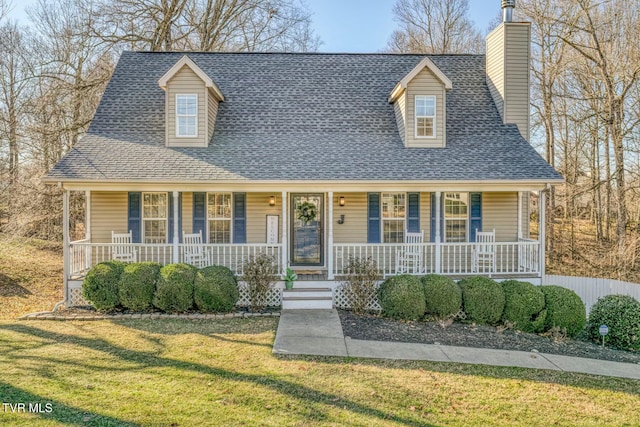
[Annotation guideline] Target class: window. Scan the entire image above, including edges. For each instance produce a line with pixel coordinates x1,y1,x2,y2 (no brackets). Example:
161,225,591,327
382,193,405,243
444,192,468,242
415,95,436,138
207,193,232,243
143,193,168,244
176,94,198,137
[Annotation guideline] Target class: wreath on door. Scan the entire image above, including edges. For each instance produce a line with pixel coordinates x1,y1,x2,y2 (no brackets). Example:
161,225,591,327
296,201,317,224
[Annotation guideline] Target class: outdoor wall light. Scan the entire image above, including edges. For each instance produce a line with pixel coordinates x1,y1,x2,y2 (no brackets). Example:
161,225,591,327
339,196,346,207
269,195,276,206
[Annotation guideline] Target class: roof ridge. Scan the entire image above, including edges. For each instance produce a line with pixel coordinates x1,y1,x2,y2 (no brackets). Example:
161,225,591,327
128,50,485,57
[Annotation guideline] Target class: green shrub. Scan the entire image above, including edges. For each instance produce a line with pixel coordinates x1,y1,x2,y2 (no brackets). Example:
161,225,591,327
153,263,196,313
118,262,161,311
194,266,239,313
501,280,547,333
541,286,586,337
82,261,126,310
421,274,461,318
242,253,278,312
588,295,640,351
341,256,381,314
377,275,425,320
458,276,504,325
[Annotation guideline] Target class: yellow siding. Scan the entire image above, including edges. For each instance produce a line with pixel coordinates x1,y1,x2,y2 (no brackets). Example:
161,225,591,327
405,68,446,147
246,193,281,244
486,25,505,118
166,65,207,147
393,93,406,145
482,192,518,242
333,193,367,243
504,23,531,141
521,192,530,238
419,192,431,241
207,92,219,142
90,192,128,243
182,192,193,235
486,23,531,141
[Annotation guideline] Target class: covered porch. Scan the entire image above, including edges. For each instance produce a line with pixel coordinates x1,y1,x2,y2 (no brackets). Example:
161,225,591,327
63,185,546,284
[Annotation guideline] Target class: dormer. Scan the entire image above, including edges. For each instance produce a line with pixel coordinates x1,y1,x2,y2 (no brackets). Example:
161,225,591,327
158,55,224,148
389,57,452,148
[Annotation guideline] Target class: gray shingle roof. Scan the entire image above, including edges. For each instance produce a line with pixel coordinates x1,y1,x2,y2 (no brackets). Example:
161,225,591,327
46,52,561,182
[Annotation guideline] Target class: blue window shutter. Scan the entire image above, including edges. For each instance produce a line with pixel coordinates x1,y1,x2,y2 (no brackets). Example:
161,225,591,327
168,193,183,243
128,192,141,243
233,193,246,244
407,193,420,233
367,193,381,243
470,192,482,242
192,193,206,239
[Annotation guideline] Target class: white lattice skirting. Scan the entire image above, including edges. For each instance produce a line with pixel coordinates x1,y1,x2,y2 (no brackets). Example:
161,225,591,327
236,285,282,307
68,282,282,308
334,284,381,311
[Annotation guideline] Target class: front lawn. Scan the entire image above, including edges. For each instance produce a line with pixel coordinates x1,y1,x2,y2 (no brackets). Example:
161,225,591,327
1,318,639,426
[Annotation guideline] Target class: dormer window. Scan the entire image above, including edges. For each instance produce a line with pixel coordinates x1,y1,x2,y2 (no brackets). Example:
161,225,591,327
415,95,435,138
176,94,198,137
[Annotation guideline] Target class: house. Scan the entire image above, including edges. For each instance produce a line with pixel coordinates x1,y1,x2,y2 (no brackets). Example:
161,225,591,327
45,2,562,308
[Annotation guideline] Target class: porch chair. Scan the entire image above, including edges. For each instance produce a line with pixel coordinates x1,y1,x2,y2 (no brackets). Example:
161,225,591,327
111,231,137,262
183,230,208,268
395,230,425,275
472,229,496,275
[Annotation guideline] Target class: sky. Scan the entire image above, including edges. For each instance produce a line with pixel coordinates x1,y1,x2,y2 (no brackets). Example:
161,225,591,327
6,0,501,52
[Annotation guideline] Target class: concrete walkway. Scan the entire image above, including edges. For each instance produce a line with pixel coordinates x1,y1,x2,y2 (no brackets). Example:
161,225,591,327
273,309,640,380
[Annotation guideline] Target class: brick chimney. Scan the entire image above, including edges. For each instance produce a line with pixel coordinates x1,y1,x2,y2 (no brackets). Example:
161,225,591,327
486,0,531,141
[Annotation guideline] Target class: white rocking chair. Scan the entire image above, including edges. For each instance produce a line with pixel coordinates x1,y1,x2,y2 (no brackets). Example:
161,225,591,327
472,229,496,275
183,230,207,268
111,231,137,262
395,230,424,275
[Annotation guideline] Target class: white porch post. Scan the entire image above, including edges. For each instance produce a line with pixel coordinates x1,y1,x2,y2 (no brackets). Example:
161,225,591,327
281,191,287,276
327,191,334,280
517,191,523,240
539,190,546,278
172,191,179,263
85,190,91,240
62,189,70,304
435,191,441,274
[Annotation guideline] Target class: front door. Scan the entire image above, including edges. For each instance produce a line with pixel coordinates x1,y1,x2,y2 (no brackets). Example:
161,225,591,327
291,194,323,266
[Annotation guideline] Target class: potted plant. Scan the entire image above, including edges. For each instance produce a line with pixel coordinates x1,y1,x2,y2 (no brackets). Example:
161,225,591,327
284,268,298,290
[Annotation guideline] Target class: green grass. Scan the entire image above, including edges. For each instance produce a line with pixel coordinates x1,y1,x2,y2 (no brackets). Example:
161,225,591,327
0,318,639,426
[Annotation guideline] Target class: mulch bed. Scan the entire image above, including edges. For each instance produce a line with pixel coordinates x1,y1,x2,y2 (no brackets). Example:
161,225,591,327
338,310,640,365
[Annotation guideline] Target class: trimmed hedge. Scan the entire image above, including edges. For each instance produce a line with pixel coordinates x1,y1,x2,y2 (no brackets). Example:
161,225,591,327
377,275,425,320
540,286,586,337
82,261,126,310
588,295,640,351
118,262,161,311
421,274,461,318
153,263,197,313
194,266,239,313
458,276,504,325
501,280,546,333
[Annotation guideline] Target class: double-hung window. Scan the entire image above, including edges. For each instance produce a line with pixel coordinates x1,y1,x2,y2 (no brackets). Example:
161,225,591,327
443,192,468,242
415,95,436,138
207,193,232,243
143,192,168,244
176,94,198,137
382,193,406,243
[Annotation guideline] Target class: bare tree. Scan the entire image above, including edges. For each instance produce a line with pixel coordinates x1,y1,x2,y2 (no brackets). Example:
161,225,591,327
386,0,484,54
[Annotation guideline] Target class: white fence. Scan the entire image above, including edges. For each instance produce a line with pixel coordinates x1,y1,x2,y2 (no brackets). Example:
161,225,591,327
543,275,640,314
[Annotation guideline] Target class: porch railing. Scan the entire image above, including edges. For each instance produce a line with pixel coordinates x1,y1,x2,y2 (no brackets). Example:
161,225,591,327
68,242,281,279
333,240,540,278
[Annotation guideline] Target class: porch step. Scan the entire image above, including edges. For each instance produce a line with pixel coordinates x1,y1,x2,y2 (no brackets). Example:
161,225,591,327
282,287,333,310
288,281,337,289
